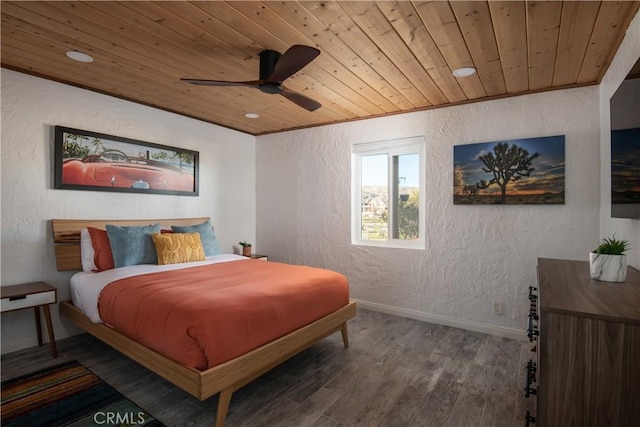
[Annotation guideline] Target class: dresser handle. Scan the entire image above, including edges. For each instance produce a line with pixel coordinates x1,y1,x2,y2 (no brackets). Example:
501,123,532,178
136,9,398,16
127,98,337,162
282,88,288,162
525,411,536,426
526,359,537,383
528,289,538,317
525,359,537,397
524,385,537,397
527,314,539,342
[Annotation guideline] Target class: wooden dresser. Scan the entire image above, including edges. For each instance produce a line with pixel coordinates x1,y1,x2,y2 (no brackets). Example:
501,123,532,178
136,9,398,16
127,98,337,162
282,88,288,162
531,258,640,426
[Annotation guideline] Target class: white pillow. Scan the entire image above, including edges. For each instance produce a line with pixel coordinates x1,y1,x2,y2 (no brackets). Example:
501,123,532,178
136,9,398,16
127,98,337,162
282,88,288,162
80,228,97,272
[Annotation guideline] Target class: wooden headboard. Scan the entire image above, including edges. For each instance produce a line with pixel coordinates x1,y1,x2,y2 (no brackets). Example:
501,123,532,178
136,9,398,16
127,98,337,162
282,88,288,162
52,217,210,271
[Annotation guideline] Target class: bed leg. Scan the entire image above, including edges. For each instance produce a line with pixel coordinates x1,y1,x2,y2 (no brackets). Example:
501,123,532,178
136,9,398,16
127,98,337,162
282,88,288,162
340,322,349,348
215,387,233,427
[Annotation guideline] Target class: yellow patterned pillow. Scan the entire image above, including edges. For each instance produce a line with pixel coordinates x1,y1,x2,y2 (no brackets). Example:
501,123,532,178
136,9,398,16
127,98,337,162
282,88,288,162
151,232,206,265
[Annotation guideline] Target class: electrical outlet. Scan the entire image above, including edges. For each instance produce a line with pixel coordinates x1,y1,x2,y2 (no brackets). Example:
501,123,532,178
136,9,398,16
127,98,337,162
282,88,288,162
493,302,504,315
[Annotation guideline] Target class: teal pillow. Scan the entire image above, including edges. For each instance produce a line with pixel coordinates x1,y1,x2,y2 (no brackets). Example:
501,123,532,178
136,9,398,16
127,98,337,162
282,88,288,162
106,223,161,268
171,220,222,256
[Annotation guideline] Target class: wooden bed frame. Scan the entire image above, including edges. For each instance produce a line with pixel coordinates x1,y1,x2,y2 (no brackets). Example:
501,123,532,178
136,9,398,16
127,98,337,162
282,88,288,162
52,218,356,427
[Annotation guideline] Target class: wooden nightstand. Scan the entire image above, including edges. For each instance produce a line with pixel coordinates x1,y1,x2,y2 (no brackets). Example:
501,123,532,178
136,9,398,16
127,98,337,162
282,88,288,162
248,254,268,261
1,282,58,357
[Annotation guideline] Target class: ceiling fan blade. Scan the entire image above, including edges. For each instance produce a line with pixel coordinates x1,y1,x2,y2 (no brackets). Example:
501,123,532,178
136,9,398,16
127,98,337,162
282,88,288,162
280,88,321,112
266,45,320,83
181,78,262,87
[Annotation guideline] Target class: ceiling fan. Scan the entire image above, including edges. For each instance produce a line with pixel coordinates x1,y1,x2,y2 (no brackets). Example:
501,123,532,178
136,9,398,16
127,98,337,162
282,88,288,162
182,45,322,112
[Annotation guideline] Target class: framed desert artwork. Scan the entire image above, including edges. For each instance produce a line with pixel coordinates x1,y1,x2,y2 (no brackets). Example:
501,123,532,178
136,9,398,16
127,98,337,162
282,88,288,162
54,126,199,196
454,135,565,205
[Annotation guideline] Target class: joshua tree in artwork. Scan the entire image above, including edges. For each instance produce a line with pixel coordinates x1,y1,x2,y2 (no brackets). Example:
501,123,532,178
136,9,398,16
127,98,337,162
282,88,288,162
475,142,539,204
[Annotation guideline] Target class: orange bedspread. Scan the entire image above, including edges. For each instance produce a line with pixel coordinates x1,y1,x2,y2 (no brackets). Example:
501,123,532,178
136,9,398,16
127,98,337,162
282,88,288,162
98,259,349,370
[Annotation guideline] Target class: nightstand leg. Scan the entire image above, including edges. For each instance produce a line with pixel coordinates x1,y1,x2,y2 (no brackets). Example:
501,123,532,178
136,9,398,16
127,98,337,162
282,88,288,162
42,305,57,358
34,306,43,346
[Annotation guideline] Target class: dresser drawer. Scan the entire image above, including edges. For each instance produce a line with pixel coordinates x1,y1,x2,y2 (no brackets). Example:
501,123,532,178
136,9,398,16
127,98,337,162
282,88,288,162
1,290,56,312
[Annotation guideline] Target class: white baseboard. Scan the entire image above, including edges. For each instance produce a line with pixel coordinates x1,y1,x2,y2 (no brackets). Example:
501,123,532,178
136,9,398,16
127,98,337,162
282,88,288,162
354,299,527,341
1,325,77,355
1,336,41,355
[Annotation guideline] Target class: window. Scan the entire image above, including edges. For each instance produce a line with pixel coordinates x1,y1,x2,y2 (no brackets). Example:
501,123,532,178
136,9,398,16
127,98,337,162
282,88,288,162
352,136,425,249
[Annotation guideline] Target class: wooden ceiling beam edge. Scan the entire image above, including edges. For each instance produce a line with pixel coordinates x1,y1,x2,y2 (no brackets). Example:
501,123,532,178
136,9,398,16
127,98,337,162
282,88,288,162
255,79,599,136
1,58,602,138
1,64,255,135
0,50,260,134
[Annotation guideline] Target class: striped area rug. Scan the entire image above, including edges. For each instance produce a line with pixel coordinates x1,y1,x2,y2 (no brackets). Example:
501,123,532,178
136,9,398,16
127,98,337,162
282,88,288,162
1,360,164,427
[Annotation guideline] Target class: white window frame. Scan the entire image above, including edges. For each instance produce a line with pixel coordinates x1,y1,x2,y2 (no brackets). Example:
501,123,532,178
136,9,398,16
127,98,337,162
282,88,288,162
351,136,426,249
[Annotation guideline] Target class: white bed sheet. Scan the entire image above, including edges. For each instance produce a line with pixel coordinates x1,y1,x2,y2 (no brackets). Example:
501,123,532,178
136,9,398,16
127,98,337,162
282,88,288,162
70,254,246,323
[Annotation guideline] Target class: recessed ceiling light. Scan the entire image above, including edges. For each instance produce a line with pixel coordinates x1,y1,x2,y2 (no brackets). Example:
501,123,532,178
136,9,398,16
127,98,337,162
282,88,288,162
244,113,260,119
452,67,476,78
66,51,94,63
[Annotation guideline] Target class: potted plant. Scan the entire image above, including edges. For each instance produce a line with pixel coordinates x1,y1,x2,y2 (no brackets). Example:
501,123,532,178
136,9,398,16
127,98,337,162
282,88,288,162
239,241,252,257
590,235,630,282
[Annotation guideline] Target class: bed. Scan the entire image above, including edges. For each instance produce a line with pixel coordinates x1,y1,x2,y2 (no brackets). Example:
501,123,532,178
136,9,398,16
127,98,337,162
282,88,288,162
52,218,356,427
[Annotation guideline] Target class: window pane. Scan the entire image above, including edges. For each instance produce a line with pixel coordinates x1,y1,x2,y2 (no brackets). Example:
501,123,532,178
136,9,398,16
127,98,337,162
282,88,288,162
396,153,419,240
361,154,388,240
352,136,424,248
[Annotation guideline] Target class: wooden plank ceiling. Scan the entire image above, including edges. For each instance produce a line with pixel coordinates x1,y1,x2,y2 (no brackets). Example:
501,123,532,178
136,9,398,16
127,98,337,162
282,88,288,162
2,1,638,135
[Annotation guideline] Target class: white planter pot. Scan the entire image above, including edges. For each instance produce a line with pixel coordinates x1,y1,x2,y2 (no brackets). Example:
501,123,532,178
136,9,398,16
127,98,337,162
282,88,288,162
589,253,627,282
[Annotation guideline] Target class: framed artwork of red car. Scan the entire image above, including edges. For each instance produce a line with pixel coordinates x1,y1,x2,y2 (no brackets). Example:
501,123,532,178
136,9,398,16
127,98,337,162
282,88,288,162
54,126,199,196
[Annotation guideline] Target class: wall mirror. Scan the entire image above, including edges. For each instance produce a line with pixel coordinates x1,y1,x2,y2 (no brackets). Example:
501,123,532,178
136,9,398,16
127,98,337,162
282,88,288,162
610,56,640,219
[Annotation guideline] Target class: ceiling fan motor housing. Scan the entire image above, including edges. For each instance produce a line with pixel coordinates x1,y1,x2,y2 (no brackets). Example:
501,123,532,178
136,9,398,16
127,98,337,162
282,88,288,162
259,50,281,79
259,82,282,94
259,50,283,94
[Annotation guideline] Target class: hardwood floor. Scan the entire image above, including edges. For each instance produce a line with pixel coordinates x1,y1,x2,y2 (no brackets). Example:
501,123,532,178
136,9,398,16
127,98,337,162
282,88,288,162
1,309,534,426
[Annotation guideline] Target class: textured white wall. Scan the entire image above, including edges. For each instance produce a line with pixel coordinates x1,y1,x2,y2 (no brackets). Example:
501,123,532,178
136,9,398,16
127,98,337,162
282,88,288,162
257,86,600,336
1,69,256,353
599,10,640,268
